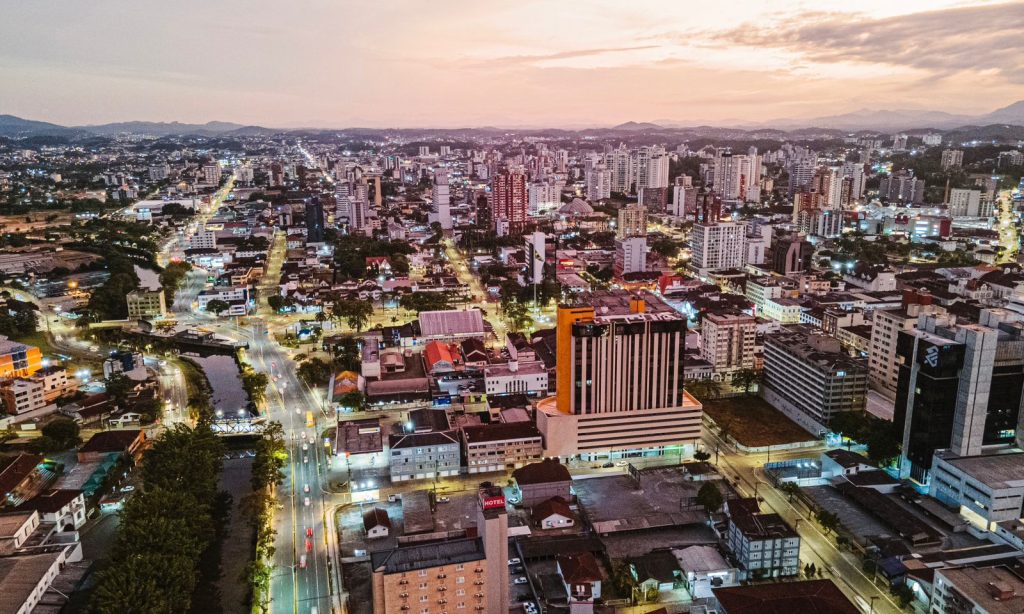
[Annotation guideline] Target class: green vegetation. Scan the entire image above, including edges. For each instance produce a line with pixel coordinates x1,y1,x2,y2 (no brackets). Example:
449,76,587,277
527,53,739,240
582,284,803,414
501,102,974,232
0,294,37,338
244,422,286,613
84,254,140,321
89,423,227,614
204,299,230,316
399,292,452,313
696,482,724,513
730,368,760,396
702,397,817,447
297,357,333,387
239,365,269,408
159,261,192,304
828,411,902,466
332,235,414,280
332,298,373,331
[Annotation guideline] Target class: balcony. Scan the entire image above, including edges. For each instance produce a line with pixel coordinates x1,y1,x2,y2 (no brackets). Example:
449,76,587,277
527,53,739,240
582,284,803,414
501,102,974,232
437,573,447,579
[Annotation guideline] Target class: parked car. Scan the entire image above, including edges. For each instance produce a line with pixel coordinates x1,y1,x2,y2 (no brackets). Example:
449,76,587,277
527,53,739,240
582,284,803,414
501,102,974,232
513,577,528,585
507,558,521,566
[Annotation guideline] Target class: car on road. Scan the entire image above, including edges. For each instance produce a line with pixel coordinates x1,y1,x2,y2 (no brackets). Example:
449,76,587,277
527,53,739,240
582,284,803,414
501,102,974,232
304,497,310,507
507,558,521,566
437,496,450,503
615,461,627,467
602,462,615,468
306,527,313,538
513,576,528,585
302,443,309,451
299,555,307,569
304,484,310,493
510,565,524,574
305,538,313,552
119,485,135,492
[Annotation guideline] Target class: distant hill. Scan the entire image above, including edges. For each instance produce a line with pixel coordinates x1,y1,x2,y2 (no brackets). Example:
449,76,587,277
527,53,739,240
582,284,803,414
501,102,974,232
74,120,258,136
0,114,80,137
609,121,664,131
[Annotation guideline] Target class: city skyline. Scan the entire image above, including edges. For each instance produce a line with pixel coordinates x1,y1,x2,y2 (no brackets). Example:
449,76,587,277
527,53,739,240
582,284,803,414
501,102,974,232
3,0,1023,128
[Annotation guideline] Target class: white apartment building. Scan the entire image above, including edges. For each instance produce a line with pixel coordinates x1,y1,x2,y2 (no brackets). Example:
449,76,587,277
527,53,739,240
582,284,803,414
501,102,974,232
690,222,747,273
462,422,544,474
868,303,942,400
189,229,217,250
483,360,548,396
614,237,647,277
701,312,757,372
126,288,167,320
201,163,221,185
586,166,611,200
949,188,991,218
528,181,561,215
0,378,48,414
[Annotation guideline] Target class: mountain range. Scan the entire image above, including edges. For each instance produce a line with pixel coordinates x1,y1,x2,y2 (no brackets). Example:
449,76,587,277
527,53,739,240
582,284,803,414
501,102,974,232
2,100,1024,138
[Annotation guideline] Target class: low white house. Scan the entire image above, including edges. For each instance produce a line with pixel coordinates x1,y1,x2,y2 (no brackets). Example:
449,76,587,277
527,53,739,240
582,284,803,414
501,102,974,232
362,507,391,539
534,496,574,530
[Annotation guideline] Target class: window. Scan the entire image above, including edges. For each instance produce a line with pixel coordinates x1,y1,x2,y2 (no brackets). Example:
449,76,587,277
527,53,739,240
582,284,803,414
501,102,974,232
418,570,427,577
456,576,465,584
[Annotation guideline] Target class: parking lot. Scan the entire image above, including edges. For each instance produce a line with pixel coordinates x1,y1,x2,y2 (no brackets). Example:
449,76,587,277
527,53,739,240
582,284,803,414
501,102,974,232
573,467,708,528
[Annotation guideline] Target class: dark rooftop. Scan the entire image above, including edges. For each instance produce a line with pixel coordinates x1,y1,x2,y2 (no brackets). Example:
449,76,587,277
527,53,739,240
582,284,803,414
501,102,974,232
513,458,571,486
714,579,859,614
370,537,485,574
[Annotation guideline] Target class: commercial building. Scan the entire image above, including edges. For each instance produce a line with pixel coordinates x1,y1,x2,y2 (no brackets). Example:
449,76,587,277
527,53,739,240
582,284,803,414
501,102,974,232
700,312,757,372
932,565,1024,614
102,350,145,379
0,378,48,415
125,288,167,320
462,422,543,474
930,449,1024,531
483,360,548,397
690,221,747,273
0,337,42,379
537,291,702,459
388,431,460,482
948,188,992,218
370,486,508,614
762,325,868,435
894,313,1024,481
878,170,925,204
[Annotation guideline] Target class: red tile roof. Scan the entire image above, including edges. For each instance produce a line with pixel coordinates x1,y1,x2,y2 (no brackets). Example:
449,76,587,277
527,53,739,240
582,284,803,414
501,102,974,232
714,579,859,614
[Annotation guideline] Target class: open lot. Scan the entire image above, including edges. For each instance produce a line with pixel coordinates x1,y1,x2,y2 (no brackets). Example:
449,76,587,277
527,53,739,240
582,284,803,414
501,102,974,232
703,397,816,447
572,467,709,532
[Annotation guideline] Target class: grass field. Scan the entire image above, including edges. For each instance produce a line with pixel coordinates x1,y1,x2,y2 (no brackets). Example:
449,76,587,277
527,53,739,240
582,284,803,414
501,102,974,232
703,396,816,447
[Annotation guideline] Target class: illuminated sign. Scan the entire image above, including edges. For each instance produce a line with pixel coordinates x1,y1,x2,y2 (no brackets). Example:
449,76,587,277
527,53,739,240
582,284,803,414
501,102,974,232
482,495,506,510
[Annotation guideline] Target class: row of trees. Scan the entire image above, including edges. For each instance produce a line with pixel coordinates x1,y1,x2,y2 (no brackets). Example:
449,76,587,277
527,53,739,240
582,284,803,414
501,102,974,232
159,261,192,305
828,411,902,466
89,423,228,613
244,422,286,613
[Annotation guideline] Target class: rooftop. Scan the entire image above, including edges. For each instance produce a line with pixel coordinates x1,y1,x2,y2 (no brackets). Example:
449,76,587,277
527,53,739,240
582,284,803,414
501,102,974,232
78,429,143,454
0,550,65,613
937,566,1024,614
513,458,571,486
418,309,485,337
713,579,859,614
937,449,1024,489
370,537,485,574
462,422,541,445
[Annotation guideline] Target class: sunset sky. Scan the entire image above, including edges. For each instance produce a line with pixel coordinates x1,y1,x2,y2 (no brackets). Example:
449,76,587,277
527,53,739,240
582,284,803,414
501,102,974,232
2,0,1022,128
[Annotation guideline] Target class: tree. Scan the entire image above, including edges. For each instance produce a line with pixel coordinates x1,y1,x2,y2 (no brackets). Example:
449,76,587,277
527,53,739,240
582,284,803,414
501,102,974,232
503,299,532,333
267,294,285,313
687,379,722,401
816,509,841,534
779,481,801,502
296,358,333,387
338,391,365,410
41,417,81,450
204,299,230,316
730,368,760,395
696,482,724,513
693,449,711,463
240,367,270,406
104,372,134,406
333,299,373,332
865,421,902,467
829,411,870,447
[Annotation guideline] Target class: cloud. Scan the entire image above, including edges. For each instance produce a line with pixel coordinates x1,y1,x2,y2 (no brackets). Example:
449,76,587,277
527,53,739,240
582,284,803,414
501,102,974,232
480,45,661,68
710,2,1024,82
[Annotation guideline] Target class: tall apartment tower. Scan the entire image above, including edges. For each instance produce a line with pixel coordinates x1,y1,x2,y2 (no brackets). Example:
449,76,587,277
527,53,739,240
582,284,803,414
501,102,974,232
941,149,964,170
304,197,324,243
868,294,943,400
537,292,702,459
586,165,612,200
433,170,452,230
617,204,647,239
690,221,747,273
701,312,757,372
490,170,528,230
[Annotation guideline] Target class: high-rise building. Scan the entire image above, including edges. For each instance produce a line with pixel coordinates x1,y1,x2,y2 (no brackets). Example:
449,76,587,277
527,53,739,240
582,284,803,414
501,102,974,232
670,176,698,218
894,312,1024,481
528,181,561,215
613,236,647,277
892,133,909,151
490,170,528,230
585,165,611,200
304,197,325,243
201,162,221,185
868,296,943,400
701,312,757,372
841,161,866,201
767,232,812,276
433,170,452,230
537,292,702,459
644,146,670,190
609,147,634,194
554,149,569,173
616,204,647,239
941,149,964,170
762,325,868,435
690,221,747,273
787,157,817,197
878,170,925,204
948,188,990,217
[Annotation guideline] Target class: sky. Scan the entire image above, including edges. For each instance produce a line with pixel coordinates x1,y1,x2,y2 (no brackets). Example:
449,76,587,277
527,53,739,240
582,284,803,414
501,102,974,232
1,0,1023,128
